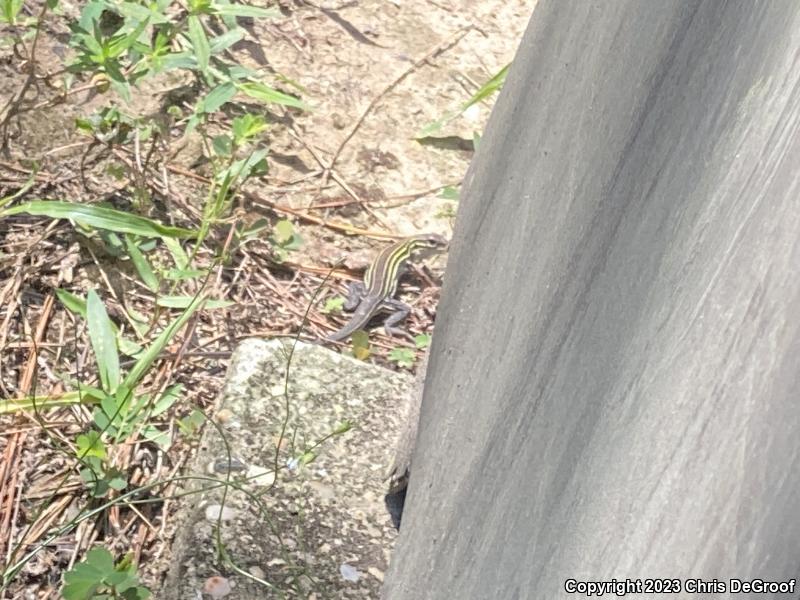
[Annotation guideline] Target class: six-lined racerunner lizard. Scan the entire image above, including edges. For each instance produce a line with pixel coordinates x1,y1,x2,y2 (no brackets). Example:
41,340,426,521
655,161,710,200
326,233,448,342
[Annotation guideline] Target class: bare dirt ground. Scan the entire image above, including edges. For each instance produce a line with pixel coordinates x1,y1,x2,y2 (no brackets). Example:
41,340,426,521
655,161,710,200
0,0,533,597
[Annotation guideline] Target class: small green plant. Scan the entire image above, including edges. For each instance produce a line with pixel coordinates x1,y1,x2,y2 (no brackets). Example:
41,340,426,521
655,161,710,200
0,0,25,26
177,408,206,438
269,218,303,263
233,217,269,247
66,0,304,113
196,113,274,253
416,63,510,139
414,333,431,349
74,429,127,499
438,186,460,201
435,186,459,220
72,289,189,495
62,547,150,600
0,0,43,49
321,296,345,314
388,346,415,369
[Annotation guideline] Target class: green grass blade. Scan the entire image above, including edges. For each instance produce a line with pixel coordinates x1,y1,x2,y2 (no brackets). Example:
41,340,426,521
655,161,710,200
187,15,210,75
55,289,87,317
3,201,196,238
415,63,510,139
87,290,121,394
123,294,205,389
156,296,233,309
0,390,102,414
461,63,509,111
237,81,308,110
124,235,159,292
0,168,36,209
163,237,190,269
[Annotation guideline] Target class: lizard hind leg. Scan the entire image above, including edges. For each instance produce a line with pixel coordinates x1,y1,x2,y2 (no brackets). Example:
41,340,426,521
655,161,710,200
381,298,414,341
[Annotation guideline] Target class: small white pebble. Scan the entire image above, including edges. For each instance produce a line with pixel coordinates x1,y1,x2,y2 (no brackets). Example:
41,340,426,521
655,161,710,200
340,563,361,582
246,465,276,486
205,505,237,521
249,566,265,579
202,576,232,599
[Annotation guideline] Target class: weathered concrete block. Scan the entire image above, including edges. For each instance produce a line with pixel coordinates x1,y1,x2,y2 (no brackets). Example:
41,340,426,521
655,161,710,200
160,339,411,599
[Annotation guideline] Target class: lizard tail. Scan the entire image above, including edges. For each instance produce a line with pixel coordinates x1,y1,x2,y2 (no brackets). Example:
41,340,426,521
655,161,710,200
326,303,376,342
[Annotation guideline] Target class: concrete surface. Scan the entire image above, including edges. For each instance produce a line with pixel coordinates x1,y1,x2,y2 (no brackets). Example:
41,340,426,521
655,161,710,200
160,339,411,599
382,1,800,598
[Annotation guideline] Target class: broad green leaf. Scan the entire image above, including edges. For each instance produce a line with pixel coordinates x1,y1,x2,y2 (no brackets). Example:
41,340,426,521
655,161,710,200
351,330,370,360
152,384,182,416
58,289,143,354
198,82,236,113
188,0,213,12
177,409,205,436
76,430,107,460
116,2,170,24
187,15,210,74
142,425,171,449
87,290,120,393
106,468,128,490
237,81,307,110
101,392,125,423
124,235,159,292
217,148,268,187
272,219,294,245
62,547,114,599
3,201,195,238
160,51,196,71
81,466,110,497
212,134,232,157
208,27,245,54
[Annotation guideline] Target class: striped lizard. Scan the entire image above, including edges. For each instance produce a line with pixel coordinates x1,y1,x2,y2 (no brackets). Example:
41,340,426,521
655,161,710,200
326,233,448,342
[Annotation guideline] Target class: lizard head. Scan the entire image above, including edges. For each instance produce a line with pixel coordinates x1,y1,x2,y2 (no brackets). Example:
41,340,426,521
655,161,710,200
410,233,449,250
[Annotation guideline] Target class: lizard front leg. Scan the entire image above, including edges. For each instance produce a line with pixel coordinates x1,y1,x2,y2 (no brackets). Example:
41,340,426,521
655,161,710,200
343,281,366,311
381,297,414,340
